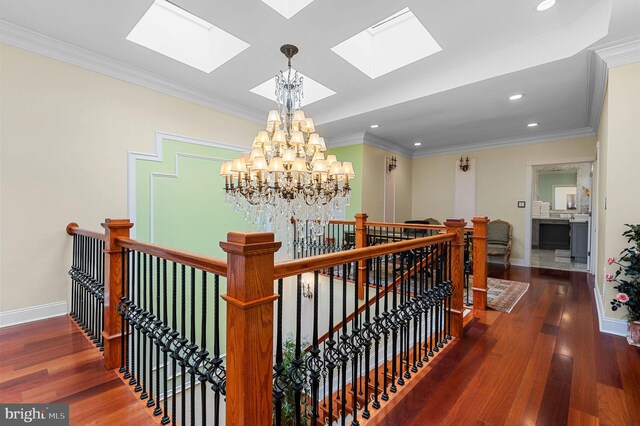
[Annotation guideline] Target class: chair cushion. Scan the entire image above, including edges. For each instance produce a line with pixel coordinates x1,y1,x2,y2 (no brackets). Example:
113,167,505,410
487,221,510,244
487,244,509,254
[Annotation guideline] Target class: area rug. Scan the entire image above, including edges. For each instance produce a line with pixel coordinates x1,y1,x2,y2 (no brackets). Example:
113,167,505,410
467,276,530,313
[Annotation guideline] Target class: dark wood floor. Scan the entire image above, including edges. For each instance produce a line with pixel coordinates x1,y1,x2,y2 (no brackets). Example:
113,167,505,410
2,266,639,425
0,315,156,425
381,265,640,426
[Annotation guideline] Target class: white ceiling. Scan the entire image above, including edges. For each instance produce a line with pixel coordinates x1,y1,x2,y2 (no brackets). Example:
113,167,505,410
1,0,639,155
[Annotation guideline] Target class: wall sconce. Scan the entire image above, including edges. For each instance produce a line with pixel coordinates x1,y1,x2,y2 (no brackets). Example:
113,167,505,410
302,281,313,299
458,156,470,172
388,156,397,172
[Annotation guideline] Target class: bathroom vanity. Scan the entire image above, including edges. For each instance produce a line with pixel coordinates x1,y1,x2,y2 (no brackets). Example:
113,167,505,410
532,215,589,263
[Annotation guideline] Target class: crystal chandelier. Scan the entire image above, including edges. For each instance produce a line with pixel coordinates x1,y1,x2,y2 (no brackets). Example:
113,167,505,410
219,44,354,235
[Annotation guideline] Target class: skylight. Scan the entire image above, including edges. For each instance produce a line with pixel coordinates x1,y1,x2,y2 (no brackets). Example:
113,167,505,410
250,69,336,106
260,0,316,19
331,8,442,79
126,0,249,73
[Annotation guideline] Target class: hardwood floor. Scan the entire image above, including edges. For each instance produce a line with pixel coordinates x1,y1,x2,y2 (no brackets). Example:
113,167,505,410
380,265,640,426
0,315,156,425
1,265,638,425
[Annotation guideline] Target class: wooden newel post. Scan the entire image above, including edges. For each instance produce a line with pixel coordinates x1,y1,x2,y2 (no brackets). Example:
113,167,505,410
220,232,281,426
101,218,133,370
444,218,466,338
471,217,489,310
355,213,368,300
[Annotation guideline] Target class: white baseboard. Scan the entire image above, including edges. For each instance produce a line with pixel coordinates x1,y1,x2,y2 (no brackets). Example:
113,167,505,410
488,258,525,267
0,301,68,328
593,286,628,337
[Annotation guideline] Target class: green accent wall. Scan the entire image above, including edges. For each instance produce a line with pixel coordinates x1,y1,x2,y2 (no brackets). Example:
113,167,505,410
133,137,258,357
134,138,255,259
328,144,363,220
538,172,577,204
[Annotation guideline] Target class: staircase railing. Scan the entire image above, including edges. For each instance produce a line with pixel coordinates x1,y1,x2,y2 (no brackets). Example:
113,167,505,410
66,223,105,351
270,220,465,425
65,214,488,426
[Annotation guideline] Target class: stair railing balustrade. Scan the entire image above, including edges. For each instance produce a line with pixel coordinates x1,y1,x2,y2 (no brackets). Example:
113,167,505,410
65,214,488,426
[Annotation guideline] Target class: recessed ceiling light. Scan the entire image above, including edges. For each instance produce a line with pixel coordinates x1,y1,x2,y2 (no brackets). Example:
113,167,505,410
414,142,422,146
331,8,442,79
527,122,539,127
509,94,524,101
370,124,380,129
126,0,249,73
250,68,336,106
536,0,556,12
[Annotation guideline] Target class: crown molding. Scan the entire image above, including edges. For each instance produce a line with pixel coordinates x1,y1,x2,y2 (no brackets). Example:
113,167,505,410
0,20,264,124
363,132,413,157
587,50,608,131
412,127,596,158
595,37,640,69
325,132,366,148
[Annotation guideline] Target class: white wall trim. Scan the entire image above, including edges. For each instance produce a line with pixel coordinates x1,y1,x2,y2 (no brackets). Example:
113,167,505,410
128,132,248,238
326,132,366,148
595,37,640,69
487,258,525,267
363,132,413,157
0,301,68,328
412,127,595,158
587,51,608,131
149,152,233,242
593,285,628,337
0,20,264,124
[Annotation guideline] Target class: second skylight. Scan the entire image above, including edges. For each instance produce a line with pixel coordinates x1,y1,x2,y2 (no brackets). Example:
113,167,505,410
331,8,442,79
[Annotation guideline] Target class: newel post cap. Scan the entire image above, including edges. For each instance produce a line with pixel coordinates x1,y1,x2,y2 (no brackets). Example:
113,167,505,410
220,231,281,255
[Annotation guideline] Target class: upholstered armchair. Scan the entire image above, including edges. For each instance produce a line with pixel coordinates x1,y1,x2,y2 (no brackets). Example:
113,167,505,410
487,219,512,269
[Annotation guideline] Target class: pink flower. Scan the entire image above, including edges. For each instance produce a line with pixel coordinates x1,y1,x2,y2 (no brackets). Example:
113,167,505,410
606,274,614,282
608,257,616,265
616,293,630,303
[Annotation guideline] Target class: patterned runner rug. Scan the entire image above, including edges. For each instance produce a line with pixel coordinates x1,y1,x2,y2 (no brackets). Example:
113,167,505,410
467,276,530,313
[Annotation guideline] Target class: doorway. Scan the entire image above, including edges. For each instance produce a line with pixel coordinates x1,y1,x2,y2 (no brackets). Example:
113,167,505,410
527,161,593,272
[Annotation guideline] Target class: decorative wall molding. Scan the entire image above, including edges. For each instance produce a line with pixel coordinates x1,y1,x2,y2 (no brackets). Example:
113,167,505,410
363,132,413,157
149,153,231,242
0,301,68,328
595,37,640,69
127,132,248,238
413,127,596,158
587,50,608,131
594,285,628,337
0,20,264,124
326,132,366,148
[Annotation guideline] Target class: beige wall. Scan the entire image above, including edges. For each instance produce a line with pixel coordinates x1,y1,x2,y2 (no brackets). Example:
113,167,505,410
597,61,640,319
362,144,412,222
596,88,609,296
412,136,597,261
0,44,261,313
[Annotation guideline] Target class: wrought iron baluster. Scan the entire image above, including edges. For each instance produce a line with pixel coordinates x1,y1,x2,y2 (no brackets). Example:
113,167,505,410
153,257,161,414
161,259,170,425
273,279,284,426
190,267,196,426
200,271,207,426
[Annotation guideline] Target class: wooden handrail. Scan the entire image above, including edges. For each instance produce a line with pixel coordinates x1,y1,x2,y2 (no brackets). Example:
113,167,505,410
366,221,474,232
328,220,356,225
116,237,228,277
273,233,454,279
306,249,436,352
66,222,105,241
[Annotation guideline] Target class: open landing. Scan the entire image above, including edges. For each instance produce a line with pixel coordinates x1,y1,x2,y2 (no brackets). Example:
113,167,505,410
378,265,640,426
0,315,157,425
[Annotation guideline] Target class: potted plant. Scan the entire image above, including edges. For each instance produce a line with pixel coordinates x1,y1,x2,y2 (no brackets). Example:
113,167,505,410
607,224,640,346
276,336,310,426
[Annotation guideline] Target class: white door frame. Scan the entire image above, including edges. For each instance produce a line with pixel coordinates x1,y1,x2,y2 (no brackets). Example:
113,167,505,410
524,156,596,267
